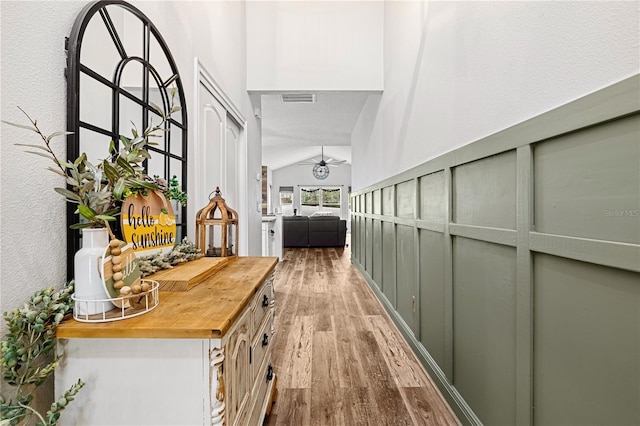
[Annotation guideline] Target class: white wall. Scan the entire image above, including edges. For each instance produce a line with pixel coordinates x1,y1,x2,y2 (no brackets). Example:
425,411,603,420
247,1,383,91
0,0,260,409
351,0,640,190
0,0,87,411
271,163,351,221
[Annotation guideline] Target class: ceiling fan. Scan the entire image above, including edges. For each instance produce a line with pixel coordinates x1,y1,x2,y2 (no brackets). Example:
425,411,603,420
297,146,346,180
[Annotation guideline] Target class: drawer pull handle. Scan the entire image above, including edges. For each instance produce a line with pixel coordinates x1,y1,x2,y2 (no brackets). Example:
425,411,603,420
266,364,274,382
262,295,269,308
262,333,269,347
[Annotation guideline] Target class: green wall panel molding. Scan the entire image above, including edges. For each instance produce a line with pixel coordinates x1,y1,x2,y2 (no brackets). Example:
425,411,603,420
533,254,639,426
534,113,640,245
350,74,640,426
382,185,394,216
449,223,517,247
365,218,373,276
359,216,365,264
372,219,383,286
515,145,534,426
416,219,446,233
396,180,416,219
452,150,517,230
396,224,417,335
373,189,381,215
418,229,447,376
453,237,518,426
381,220,397,307
419,170,446,223
529,232,640,273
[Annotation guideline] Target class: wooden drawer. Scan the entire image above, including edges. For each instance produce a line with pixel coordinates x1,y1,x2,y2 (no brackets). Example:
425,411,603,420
225,308,252,426
252,274,273,335
248,359,275,426
251,308,274,385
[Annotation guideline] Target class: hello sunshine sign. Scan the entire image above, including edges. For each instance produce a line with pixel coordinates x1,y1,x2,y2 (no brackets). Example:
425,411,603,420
121,190,176,256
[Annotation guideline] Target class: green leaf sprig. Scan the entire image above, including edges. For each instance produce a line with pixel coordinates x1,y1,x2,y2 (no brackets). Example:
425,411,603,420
3,89,181,234
0,282,84,426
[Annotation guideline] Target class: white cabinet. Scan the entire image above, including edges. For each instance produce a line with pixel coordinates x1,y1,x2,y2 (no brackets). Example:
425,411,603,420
225,274,275,426
55,257,277,426
261,215,283,260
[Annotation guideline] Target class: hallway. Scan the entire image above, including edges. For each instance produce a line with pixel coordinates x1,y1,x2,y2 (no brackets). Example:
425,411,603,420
265,240,460,425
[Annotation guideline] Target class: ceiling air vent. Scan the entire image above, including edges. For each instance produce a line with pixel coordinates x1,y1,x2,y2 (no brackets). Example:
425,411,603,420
281,93,316,103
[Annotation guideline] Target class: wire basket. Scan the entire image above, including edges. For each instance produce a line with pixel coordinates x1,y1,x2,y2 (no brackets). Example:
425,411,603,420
72,280,159,323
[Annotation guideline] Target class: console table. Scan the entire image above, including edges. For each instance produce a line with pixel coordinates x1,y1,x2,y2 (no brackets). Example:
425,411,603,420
55,256,278,426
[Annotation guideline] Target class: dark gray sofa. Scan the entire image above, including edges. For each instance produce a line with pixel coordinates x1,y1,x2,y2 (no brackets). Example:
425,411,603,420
283,215,346,248
282,216,309,247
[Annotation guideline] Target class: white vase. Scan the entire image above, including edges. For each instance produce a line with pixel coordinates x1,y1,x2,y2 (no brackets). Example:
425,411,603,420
74,228,112,315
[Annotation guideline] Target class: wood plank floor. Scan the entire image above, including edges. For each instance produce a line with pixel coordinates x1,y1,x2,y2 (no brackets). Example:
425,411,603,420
264,240,460,426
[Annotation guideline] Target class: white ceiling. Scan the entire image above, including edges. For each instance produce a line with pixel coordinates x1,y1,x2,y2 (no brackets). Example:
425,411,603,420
260,92,370,170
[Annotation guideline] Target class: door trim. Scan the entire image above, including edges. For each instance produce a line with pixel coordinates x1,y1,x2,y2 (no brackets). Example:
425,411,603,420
194,58,249,255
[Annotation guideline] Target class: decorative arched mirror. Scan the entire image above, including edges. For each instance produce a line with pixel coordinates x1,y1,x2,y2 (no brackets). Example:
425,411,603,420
66,0,188,278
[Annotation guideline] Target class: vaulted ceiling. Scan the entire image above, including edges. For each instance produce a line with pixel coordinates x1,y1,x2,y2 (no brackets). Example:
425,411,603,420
260,92,370,170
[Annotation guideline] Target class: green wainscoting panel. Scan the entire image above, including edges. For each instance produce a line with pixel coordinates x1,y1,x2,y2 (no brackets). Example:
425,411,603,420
373,189,381,215
453,237,517,426
420,171,445,222
349,76,640,426
373,219,383,286
533,253,640,426
347,216,360,259
453,150,517,230
365,218,373,276
396,180,415,219
382,220,397,308
352,215,359,260
534,114,640,245
396,224,416,334
419,229,447,377
359,216,365,263
382,186,394,216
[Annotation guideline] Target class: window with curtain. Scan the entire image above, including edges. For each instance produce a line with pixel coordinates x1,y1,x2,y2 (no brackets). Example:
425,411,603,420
300,187,341,216
322,188,341,207
300,188,320,207
279,186,294,215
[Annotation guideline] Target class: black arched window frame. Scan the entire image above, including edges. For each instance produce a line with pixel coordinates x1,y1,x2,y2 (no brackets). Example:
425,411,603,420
66,0,188,279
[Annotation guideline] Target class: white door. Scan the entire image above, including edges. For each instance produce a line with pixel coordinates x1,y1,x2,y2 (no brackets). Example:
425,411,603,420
195,59,248,255
224,118,241,211
198,81,226,209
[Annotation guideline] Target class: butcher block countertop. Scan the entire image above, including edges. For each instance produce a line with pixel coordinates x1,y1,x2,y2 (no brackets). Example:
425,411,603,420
56,256,278,340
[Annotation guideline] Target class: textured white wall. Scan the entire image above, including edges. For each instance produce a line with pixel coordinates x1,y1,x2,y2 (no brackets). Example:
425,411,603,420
0,0,87,410
0,0,85,314
247,0,384,91
351,0,640,190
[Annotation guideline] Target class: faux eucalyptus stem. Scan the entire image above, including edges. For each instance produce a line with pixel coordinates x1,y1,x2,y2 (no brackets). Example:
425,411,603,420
3,88,186,231
1,283,84,426
12,107,69,177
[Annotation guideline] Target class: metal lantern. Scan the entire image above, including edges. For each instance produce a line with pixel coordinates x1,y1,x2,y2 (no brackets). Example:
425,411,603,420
195,187,239,257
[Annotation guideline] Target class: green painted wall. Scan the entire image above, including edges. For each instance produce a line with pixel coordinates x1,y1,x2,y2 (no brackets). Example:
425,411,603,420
350,75,640,426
